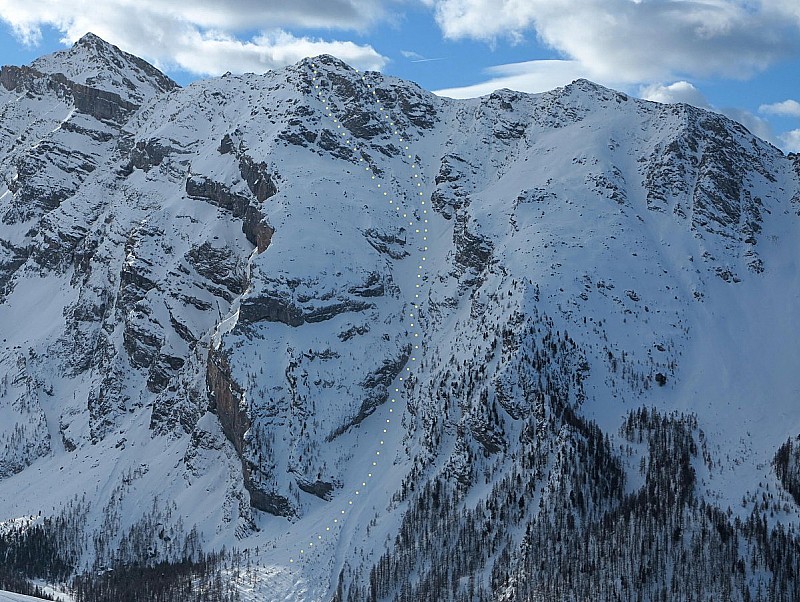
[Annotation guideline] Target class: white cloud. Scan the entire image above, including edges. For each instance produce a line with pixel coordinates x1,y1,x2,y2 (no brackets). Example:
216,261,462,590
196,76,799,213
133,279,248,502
639,81,710,108
434,59,593,98
780,129,800,153
0,0,389,75
425,0,800,83
759,99,800,117
164,29,386,76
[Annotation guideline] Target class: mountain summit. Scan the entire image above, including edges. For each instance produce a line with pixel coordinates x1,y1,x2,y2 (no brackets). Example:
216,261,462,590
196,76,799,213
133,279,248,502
1,35,800,601
30,32,178,104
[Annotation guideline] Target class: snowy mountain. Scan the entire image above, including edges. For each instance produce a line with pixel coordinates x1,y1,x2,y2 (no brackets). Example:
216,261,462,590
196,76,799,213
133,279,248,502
1,34,800,601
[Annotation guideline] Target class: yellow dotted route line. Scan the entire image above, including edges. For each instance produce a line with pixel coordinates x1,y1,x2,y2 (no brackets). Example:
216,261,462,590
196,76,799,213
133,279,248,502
288,62,429,566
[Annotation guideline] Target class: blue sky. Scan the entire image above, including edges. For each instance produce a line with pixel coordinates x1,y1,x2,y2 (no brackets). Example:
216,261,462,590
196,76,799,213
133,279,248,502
1,0,799,151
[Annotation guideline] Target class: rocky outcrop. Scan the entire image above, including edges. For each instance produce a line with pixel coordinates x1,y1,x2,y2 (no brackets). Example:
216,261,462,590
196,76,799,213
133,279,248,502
245,479,294,517
122,315,162,372
0,65,42,92
348,272,385,297
185,175,274,253
454,213,493,275
791,153,800,176
238,291,305,327
185,243,248,302
9,142,96,224
242,211,274,256
305,300,373,323
277,106,320,148
206,351,249,457
238,155,277,203
52,73,138,122
0,65,138,123
341,109,387,140
186,176,250,213
123,139,181,173
431,154,477,219
121,305,186,394
0,240,29,300
119,260,158,308
296,476,334,501
363,227,408,259
207,349,293,516
239,294,372,327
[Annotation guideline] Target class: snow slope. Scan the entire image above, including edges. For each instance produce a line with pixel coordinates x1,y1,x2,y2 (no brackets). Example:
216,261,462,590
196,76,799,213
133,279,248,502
0,591,48,602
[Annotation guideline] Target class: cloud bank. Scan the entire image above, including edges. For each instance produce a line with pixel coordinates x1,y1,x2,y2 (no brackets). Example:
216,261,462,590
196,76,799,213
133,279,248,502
425,0,800,83
0,0,389,74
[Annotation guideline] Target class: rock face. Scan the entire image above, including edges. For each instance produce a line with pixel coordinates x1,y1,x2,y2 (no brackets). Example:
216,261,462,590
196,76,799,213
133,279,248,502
206,348,293,515
2,35,800,602
185,172,275,252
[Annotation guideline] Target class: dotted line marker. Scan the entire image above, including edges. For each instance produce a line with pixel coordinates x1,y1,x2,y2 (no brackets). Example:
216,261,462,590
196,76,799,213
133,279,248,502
288,63,429,566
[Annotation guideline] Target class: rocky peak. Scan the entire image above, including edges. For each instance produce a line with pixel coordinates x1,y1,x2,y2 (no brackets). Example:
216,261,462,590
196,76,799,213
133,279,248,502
30,31,178,105
305,53,357,73
74,31,112,49
558,78,631,106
